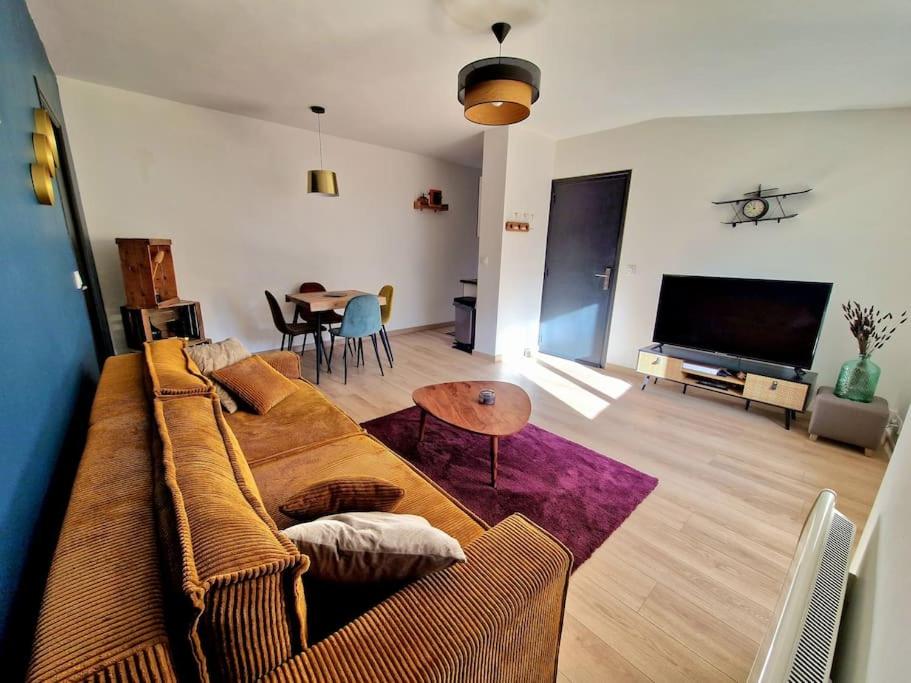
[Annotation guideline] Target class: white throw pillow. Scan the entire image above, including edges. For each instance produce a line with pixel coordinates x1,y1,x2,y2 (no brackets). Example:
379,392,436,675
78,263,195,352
282,511,466,583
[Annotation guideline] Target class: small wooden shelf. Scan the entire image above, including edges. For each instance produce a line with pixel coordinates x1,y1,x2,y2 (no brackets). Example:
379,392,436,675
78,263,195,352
681,368,746,386
414,200,449,212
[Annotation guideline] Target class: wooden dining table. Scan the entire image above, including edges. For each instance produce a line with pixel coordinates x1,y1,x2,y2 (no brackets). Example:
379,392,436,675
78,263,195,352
285,289,386,384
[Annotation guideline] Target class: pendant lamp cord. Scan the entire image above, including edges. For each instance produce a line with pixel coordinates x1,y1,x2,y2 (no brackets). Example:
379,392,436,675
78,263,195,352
317,113,324,169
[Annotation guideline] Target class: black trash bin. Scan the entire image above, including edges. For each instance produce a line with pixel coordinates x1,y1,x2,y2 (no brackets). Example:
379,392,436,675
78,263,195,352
453,296,476,352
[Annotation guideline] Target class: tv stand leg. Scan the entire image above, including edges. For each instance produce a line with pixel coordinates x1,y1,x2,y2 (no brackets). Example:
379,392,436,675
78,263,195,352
785,408,791,430
653,377,659,385
745,400,751,411
641,376,650,390
682,384,687,394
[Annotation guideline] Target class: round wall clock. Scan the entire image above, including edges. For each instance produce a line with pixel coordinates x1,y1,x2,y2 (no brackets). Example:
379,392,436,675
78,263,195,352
742,197,769,219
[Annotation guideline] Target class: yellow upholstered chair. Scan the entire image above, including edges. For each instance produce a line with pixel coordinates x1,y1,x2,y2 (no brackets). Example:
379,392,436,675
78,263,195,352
378,284,394,366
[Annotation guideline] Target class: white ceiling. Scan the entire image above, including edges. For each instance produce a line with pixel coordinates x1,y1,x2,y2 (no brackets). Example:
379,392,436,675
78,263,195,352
27,0,911,168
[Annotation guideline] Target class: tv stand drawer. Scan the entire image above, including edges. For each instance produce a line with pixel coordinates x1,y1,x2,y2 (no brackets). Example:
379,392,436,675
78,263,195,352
743,375,808,410
636,351,682,380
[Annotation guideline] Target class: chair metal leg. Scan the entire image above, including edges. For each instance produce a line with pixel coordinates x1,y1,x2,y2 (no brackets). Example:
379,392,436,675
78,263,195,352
371,334,385,376
357,338,364,366
301,334,307,355
287,334,296,353
328,332,336,368
380,325,393,366
343,338,348,384
320,333,331,372
280,334,287,351
381,325,394,364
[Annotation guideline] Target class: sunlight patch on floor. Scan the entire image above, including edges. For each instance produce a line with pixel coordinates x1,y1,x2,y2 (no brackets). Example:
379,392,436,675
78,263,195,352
536,353,632,400
516,357,609,420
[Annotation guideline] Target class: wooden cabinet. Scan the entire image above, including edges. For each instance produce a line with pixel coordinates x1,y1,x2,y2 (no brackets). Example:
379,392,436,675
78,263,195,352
120,300,208,351
637,345,816,429
636,352,683,381
116,238,178,308
116,237,208,349
743,374,808,411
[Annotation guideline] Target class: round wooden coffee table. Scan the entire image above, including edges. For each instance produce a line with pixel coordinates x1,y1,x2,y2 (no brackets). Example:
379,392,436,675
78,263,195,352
412,381,531,487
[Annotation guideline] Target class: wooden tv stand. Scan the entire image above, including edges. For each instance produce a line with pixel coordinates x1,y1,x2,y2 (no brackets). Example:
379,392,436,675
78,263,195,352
637,344,817,429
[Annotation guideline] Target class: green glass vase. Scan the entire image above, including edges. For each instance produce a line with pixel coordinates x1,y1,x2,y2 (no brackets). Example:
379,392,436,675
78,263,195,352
834,354,881,402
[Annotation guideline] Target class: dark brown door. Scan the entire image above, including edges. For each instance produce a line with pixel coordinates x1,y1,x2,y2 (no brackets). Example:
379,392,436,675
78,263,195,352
539,171,630,366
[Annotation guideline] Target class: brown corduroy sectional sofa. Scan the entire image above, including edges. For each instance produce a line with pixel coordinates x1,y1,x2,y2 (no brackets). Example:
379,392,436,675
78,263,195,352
26,338,571,682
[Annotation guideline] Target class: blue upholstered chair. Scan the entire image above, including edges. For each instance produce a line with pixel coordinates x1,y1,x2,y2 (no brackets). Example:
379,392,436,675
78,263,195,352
327,294,385,384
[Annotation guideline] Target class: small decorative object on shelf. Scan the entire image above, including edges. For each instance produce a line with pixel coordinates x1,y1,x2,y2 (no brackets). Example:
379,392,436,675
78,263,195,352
413,189,448,212
835,301,907,402
712,184,812,227
479,388,496,405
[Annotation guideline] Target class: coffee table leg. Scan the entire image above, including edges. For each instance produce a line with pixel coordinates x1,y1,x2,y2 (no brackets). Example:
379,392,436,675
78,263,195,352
418,409,427,443
490,436,498,488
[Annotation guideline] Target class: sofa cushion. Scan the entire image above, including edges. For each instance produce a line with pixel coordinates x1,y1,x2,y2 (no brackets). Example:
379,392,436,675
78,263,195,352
283,511,466,583
212,355,299,415
27,355,178,682
280,476,405,521
258,349,303,380
152,394,309,681
250,434,486,547
88,352,148,425
225,381,362,465
144,338,212,397
186,337,251,413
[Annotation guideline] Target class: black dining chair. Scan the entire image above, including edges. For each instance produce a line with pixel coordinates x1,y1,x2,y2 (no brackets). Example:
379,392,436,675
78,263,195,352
265,290,329,367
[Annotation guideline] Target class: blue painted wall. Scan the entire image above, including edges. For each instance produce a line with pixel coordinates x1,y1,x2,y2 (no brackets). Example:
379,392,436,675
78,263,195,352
0,0,99,644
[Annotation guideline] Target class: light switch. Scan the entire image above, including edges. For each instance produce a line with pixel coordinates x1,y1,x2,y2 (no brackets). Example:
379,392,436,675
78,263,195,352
73,270,87,291
626,264,638,275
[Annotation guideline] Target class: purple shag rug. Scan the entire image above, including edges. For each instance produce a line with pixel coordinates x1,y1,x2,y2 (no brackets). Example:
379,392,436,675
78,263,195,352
362,406,658,569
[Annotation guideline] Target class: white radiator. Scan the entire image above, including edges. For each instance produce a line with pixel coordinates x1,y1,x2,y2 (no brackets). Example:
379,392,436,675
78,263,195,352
749,489,855,682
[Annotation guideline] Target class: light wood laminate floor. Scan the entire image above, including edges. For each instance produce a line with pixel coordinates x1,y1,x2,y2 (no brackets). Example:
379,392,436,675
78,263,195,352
296,328,887,682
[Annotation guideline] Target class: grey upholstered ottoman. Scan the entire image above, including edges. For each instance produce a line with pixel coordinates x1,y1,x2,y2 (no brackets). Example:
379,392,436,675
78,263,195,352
809,386,889,455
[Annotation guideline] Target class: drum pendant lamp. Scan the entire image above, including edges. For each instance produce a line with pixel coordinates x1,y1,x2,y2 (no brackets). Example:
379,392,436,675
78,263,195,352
307,105,339,196
457,22,541,126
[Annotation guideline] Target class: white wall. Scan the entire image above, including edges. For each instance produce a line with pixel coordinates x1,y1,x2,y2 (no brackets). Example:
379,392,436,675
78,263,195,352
555,109,911,414
834,408,911,682
58,78,480,353
475,128,508,356
496,128,555,357
474,127,555,358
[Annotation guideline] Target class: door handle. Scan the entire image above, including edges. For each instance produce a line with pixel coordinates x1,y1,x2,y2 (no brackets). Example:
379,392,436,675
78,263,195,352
594,267,612,290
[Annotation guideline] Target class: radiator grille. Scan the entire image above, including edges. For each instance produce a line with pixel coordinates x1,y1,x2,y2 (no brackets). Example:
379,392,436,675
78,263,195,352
788,512,855,682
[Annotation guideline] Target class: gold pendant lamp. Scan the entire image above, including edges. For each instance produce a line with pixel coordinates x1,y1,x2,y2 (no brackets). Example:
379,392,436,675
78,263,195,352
458,22,541,126
307,105,339,196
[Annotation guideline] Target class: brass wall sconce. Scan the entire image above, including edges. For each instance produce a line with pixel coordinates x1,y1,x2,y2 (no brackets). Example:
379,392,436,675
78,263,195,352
34,108,60,165
31,163,55,205
33,133,56,176
31,108,60,205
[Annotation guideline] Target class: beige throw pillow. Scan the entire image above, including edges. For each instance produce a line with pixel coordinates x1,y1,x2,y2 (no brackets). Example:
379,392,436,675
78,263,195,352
282,511,466,583
186,338,251,413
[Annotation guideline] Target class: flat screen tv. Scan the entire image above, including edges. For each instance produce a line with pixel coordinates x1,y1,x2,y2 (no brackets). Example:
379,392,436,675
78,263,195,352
652,275,832,369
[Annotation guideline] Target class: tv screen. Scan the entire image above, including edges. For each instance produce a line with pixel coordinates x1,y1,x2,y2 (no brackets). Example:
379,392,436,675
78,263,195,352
652,275,832,369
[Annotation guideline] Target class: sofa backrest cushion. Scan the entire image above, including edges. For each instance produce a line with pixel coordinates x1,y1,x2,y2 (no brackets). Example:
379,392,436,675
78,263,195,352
144,338,212,397
27,355,179,682
152,394,309,681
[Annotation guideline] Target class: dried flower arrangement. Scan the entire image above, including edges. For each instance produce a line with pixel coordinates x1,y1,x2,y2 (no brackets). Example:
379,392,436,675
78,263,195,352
841,301,908,356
